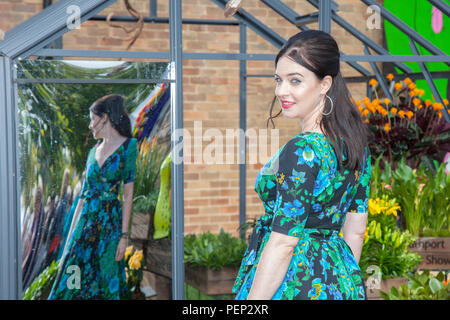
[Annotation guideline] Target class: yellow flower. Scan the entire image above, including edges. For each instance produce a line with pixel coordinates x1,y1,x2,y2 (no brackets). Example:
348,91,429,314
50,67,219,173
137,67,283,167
386,73,394,81
129,255,142,270
369,78,378,87
384,98,391,105
384,123,391,132
133,249,144,262
125,246,134,261
398,110,406,118
278,172,285,184
390,107,398,115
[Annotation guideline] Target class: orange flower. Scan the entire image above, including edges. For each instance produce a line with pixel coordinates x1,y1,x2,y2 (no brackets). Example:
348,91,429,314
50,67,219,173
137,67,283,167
355,100,362,107
425,99,432,107
384,123,391,132
418,89,425,97
394,82,403,91
433,103,443,111
408,91,416,97
408,83,416,90
390,107,398,115
362,109,370,117
372,98,380,106
412,98,421,106
386,73,394,81
404,77,412,85
398,110,406,118
384,98,391,105
444,99,449,106
406,111,414,119
413,88,420,96
369,78,378,87
438,111,443,118
418,104,423,110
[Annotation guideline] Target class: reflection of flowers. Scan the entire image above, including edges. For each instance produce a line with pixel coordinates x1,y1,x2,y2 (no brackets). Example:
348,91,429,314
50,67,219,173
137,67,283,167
124,246,144,299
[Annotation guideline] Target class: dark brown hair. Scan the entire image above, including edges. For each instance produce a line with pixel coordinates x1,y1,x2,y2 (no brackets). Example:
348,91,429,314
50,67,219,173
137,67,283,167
267,30,370,172
90,94,132,138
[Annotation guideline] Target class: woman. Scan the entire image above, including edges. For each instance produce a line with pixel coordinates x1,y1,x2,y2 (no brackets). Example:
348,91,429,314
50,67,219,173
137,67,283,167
233,30,372,300
49,94,137,300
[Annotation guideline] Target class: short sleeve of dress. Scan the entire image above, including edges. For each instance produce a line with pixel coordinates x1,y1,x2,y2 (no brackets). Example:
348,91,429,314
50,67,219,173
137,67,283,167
348,148,372,213
271,137,320,237
123,138,138,184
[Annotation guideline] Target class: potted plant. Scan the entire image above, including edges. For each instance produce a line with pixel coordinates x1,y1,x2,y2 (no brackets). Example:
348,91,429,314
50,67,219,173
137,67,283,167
184,229,247,296
360,194,422,299
123,246,145,300
357,75,450,170
380,270,450,300
129,136,164,241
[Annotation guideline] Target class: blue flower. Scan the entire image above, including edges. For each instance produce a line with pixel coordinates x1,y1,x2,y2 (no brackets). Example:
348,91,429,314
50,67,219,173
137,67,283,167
312,203,322,213
295,145,316,167
290,169,306,185
281,200,304,218
308,278,327,300
313,170,330,196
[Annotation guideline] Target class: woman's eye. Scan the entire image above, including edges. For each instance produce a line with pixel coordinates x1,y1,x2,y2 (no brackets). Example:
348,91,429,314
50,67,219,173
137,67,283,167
291,78,301,84
274,77,282,83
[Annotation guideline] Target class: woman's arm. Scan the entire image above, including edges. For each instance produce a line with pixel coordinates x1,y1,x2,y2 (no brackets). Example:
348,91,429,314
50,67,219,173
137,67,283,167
122,182,134,234
247,231,298,300
342,211,368,263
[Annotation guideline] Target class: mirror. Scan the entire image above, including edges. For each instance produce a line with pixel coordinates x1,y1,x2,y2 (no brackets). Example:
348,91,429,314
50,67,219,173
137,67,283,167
17,60,171,299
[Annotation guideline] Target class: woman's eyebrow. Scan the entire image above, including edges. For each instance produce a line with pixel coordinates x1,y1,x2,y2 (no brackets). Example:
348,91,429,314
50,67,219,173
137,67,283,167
273,72,304,77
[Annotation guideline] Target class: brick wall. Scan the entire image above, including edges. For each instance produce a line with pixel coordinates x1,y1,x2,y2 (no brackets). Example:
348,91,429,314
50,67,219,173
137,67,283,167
1,0,384,236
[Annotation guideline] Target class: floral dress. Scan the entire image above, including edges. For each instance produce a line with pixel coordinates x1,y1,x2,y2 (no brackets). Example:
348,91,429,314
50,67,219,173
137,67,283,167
233,132,371,300
48,138,137,300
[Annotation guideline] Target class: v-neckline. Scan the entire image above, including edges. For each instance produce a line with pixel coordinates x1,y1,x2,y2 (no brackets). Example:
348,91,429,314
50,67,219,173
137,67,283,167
94,138,129,170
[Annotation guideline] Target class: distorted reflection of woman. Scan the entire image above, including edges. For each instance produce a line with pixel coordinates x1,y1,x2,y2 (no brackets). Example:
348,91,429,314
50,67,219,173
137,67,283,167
49,94,137,300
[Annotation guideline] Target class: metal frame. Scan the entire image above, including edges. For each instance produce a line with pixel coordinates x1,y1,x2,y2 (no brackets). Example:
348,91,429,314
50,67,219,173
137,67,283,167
1,0,449,300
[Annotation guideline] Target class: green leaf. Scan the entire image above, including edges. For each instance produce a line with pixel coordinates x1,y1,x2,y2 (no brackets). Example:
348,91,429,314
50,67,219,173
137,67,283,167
429,278,443,294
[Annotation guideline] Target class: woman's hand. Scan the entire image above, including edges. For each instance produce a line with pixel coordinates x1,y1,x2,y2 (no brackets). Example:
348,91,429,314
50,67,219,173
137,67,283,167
115,237,127,261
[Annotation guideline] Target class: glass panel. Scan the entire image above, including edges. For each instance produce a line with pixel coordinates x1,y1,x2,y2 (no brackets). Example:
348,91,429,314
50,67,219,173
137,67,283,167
17,60,171,299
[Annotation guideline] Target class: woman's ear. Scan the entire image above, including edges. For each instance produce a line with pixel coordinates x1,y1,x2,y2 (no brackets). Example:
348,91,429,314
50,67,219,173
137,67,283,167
320,75,333,95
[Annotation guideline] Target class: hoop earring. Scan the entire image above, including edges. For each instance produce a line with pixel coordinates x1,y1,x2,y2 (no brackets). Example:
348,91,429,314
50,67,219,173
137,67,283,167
322,95,334,116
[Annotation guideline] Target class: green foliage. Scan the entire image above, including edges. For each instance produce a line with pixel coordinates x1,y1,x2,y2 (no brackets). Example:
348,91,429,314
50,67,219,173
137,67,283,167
132,189,159,213
360,220,422,280
184,229,247,270
22,260,59,300
381,270,450,300
390,159,450,237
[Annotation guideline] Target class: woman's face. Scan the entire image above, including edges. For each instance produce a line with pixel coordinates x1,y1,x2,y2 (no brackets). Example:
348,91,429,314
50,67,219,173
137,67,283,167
89,111,107,139
274,56,331,120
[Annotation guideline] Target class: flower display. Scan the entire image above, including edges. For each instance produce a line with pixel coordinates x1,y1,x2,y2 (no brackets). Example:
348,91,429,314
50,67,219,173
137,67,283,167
355,75,450,169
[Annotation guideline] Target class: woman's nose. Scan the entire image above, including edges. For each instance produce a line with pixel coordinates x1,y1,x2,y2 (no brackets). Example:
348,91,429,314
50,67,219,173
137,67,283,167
275,80,289,98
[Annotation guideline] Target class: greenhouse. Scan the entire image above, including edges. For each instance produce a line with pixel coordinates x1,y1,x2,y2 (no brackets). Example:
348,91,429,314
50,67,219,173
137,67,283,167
0,0,449,302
